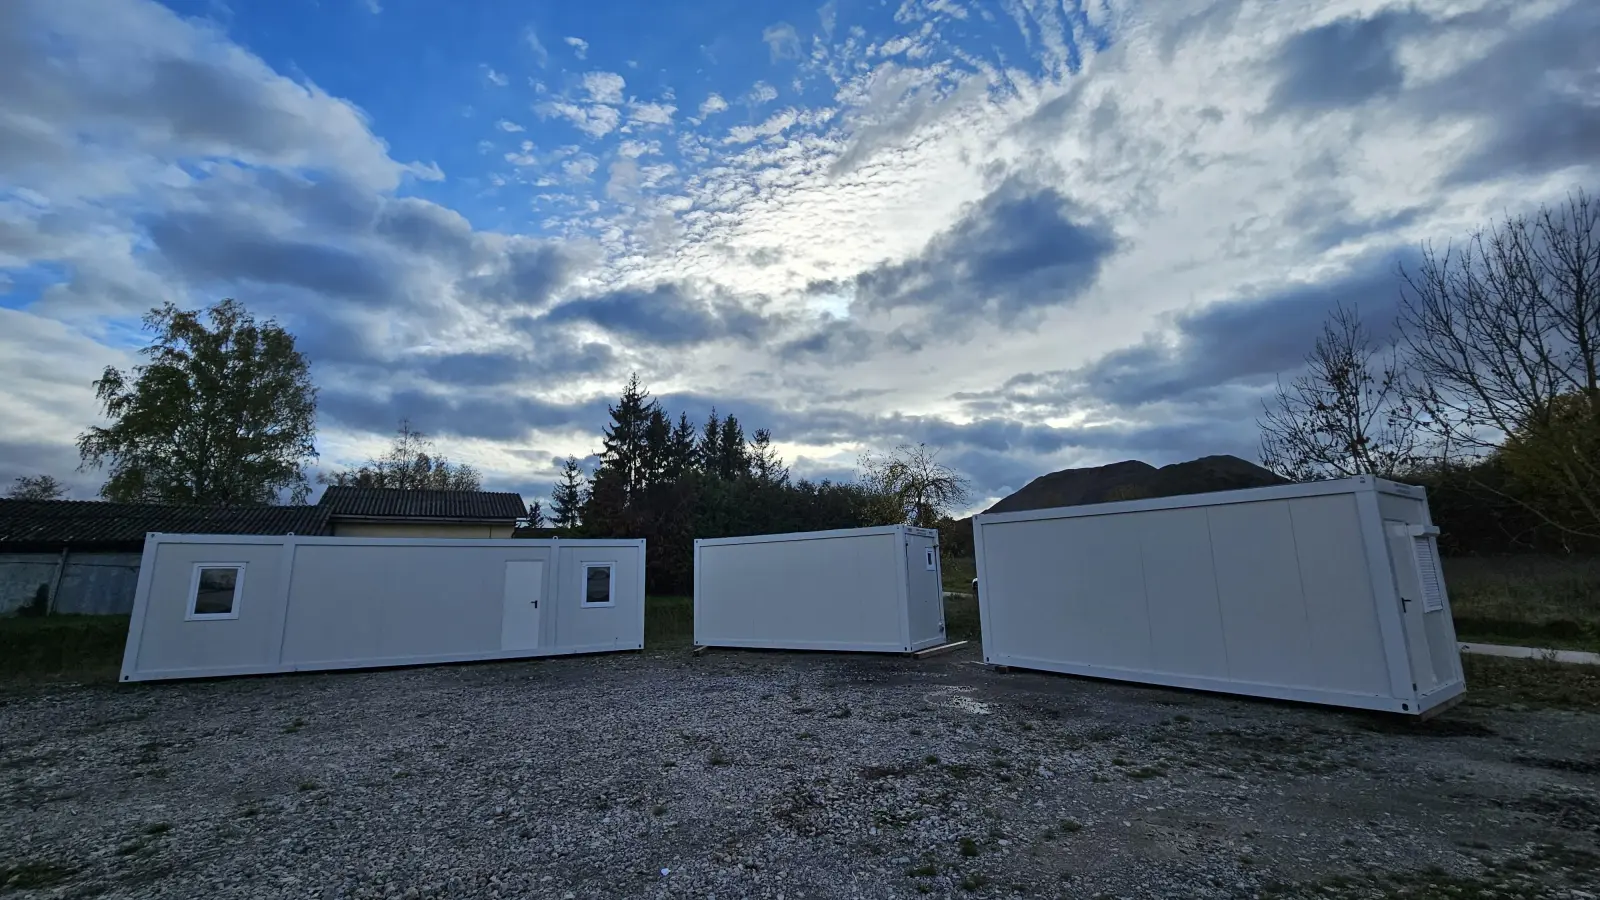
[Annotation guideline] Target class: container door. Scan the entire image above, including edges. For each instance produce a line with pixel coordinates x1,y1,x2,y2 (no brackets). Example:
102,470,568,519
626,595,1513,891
500,560,544,651
904,536,946,649
1384,522,1448,695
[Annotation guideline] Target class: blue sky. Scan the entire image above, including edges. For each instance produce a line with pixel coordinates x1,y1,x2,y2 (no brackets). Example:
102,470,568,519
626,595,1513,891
1,0,1596,510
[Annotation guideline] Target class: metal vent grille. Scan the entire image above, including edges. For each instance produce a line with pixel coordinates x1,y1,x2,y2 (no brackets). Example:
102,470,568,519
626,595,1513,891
1413,536,1444,613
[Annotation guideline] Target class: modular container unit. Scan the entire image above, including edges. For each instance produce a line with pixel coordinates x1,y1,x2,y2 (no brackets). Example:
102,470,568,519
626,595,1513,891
119,534,645,682
694,525,947,653
973,476,1464,715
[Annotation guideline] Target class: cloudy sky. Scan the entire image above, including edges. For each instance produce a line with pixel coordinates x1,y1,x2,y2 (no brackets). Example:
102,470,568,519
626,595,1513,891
1,0,1595,511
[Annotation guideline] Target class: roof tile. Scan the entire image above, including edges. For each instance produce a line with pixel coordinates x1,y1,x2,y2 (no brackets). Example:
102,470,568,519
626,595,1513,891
315,487,526,520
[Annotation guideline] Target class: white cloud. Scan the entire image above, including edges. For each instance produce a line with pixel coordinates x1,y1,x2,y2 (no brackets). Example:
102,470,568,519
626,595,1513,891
497,119,525,133
5,0,1599,509
618,139,662,158
537,101,623,139
746,81,780,106
565,36,589,60
627,101,677,127
524,26,549,67
483,67,509,87
763,22,802,61
581,71,626,105
699,93,730,117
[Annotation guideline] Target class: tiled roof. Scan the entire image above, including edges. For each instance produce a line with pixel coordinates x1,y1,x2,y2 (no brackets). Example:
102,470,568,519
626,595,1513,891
316,487,527,521
0,500,332,551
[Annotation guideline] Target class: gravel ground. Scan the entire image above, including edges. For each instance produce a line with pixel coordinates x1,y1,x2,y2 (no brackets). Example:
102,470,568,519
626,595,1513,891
3,646,1599,899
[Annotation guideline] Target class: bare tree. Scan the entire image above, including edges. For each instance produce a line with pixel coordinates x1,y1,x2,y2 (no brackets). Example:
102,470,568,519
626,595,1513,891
1396,190,1600,537
1258,303,1420,481
6,474,68,500
858,443,972,528
320,419,483,491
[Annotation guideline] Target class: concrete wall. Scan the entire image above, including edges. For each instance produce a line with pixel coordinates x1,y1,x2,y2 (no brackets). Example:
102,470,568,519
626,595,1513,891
0,551,142,615
331,521,514,539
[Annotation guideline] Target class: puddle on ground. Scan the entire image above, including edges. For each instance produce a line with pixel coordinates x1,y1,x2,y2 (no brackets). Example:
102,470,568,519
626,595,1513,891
927,687,993,715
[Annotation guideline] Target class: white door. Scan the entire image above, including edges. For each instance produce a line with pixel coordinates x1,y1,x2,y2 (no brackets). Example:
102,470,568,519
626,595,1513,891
1385,522,1446,695
500,560,544,651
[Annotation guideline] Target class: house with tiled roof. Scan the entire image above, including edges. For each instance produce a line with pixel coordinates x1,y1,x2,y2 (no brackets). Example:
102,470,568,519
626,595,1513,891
316,487,527,539
0,488,524,615
0,500,334,615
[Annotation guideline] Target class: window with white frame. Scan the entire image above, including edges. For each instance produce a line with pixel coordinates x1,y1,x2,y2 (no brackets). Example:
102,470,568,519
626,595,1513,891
582,563,614,606
188,564,245,619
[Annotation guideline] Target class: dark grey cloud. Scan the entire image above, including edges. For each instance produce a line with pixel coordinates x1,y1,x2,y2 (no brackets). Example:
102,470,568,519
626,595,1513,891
844,175,1118,324
960,247,1416,417
148,210,399,303
319,387,613,443
1428,2,1600,184
1267,10,1422,115
543,282,777,347
421,342,616,387
0,2,400,186
778,316,873,361
0,438,100,500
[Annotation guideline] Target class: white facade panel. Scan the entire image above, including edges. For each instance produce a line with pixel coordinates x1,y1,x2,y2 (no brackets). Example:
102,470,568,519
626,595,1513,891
974,476,1465,715
693,525,946,653
119,535,645,682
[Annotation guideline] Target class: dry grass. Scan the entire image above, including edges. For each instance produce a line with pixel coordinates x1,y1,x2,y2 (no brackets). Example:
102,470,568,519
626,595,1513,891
1445,556,1600,652
941,555,976,594
1462,654,1600,712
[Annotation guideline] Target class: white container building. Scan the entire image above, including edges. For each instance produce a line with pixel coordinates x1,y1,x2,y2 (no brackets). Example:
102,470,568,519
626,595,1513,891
119,534,645,682
973,476,1464,715
694,525,947,653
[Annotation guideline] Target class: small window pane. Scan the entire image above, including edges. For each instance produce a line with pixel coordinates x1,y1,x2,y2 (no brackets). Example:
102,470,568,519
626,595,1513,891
585,566,611,604
194,568,239,616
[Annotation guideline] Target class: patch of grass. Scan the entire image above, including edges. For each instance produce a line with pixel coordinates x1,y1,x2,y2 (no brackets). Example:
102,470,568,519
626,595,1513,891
1127,765,1168,779
1446,556,1600,654
0,614,128,681
959,837,979,857
960,873,989,891
924,754,939,764
143,823,170,835
652,804,668,816
941,555,976,594
0,861,78,889
1463,654,1600,712
944,595,981,643
908,862,939,877
644,596,693,648
707,749,732,767
297,781,319,792
1060,819,1082,833
114,840,147,856
281,718,306,734
797,731,814,740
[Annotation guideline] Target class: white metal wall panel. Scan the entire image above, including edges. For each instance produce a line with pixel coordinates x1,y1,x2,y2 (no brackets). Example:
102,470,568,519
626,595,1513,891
1207,501,1318,688
974,476,1465,715
120,535,644,682
1286,494,1390,696
129,541,287,677
693,525,938,653
1135,507,1230,680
